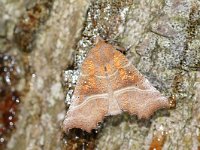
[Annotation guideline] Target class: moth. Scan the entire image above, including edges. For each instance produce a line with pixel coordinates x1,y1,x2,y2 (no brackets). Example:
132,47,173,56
63,38,170,132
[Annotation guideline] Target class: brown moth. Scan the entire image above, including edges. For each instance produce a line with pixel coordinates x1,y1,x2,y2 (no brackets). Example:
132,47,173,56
63,38,170,132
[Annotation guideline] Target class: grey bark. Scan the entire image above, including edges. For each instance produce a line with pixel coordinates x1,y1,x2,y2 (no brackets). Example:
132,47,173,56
0,0,199,150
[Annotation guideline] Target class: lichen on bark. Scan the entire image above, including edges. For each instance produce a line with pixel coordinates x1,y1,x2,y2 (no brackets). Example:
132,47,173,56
0,0,200,149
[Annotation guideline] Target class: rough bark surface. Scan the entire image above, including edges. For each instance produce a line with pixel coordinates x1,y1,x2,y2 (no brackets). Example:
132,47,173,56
0,0,199,150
